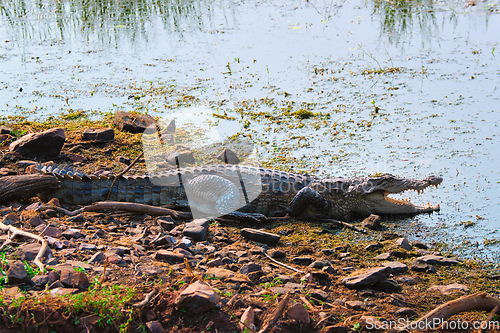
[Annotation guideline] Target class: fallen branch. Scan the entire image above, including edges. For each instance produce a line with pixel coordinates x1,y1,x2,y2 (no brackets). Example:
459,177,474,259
258,291,291,333
0,174,59,203
132,287,158,308
479,305,498,333
39,201,192,220
106,152,144,201
408,293,500,330
263,251,304,274
0,218,49,272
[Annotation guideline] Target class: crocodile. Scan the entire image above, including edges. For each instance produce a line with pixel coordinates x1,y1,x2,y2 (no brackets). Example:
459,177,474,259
36,163,442,220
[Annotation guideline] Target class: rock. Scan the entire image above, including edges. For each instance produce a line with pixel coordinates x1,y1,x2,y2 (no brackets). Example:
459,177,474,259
62,228,82,239
309,259,331,269
396,237,412,251
292,257,313,266
32,274,49,288
183,219,209,241
154,250,185,263
395,307,418,317
9,128,65,158
428,283,469,295
114,111,155,133
49,287,79,296
345,301,365,310
59,270,90,290
373,252,391,260
1,151,22,162
82,128,115,141
68,214,85,223
365,243,382,251
165,145,195,165
206,258,223,267
66,154,87,163
79,243,97,251
342,266,391,289
42,227,63,238
240,307,256,332
397,276,419,284
157,216,175,231
28,215,44,227
88,252,106,264
381,261,408,275
239,263,262,275
240,228,280,245
217,148,240,164
6,260,31,284
174,281,220,314
16,243,52,261
308,289,328,301
268,249,286,258
145,321,165,333
287,303,310,324
410,259,436,273
362,214,381,230
416,255,461,266
374,278,402,293
3,212,19,225
412,241,429,249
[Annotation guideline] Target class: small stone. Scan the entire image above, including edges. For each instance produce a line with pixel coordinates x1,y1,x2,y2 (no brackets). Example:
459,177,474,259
206,258,223,267
3,212,20,225
309,259,331,269
342,266,391,289
216,148,240,164
416,255,461,266
9,128,65,158
239,263,262,275
412,241,429,249
174,281,220,314
47,198,61,207
16,243,52,261
154,250,185,263
49,287,79,296
395,307,418,317
324,325,348,333
292,257,313,266
287,303,310,324
115,156,131,165
396,237,412,251
410,259,436,273
322,266,337,275
428,283,470,295
114,111,155,133
66,154,87,163
365,243,382,251
79,243,97,251
374,278,402,293
240,228,280,245
42,227,63,238
59,270,90,290
145,321,165,333
308,289,328,301
32,274,49,288
183,219,209,241
381,261,408,275
397,276,419,284
373,252,391,260
345,301,364,310
362,214,381,230
68,214,85,223
157,216,175,231
268,249,286,258
62,228,82,239
82,128,114,141
27,215,43,227
240,307,256,332
6,260,31,285
88,252,105,264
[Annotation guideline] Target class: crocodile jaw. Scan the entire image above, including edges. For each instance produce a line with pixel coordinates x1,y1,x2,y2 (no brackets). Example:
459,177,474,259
364,190,440,215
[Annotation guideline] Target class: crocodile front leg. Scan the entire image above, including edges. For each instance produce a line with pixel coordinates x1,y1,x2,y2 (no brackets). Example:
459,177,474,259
289,186,329,218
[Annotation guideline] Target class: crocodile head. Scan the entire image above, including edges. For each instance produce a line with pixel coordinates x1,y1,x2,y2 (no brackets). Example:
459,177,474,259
351,173,443,216
321,173,443,218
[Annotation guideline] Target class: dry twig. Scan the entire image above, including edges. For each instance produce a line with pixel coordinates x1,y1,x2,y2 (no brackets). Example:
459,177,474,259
263,251,304,274
258,291,291,333
132,288,158,308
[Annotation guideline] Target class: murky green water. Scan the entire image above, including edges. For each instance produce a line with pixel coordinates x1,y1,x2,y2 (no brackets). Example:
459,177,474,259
1,0,499,263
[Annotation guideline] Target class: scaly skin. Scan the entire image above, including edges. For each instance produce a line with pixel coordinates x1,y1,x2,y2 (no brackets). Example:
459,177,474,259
37,163,442,219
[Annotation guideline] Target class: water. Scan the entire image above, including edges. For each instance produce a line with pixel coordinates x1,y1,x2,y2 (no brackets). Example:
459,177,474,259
1,0,499,262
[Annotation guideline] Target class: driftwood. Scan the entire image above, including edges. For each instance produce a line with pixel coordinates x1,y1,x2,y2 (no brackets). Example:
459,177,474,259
0,218,49,272
40,201,192,220
0,174,59,202
258,291,291,333
408,293,500,330
480,305,499,333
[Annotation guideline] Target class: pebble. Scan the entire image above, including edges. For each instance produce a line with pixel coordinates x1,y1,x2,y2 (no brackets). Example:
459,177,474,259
174,281,220,314
342,266,391,289
292,257,313,266
183,219,209,241
6,260,31,285
287,303,311,324
240,228,280,245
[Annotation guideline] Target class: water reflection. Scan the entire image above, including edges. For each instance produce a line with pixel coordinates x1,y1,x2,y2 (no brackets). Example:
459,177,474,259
369,0,439,46
0,0,232,47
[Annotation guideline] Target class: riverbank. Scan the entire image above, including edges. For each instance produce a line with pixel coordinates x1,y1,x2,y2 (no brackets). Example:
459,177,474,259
0,114,499,333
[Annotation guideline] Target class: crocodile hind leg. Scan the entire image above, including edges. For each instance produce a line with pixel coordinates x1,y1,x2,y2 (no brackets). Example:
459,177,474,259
289,187,329,218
